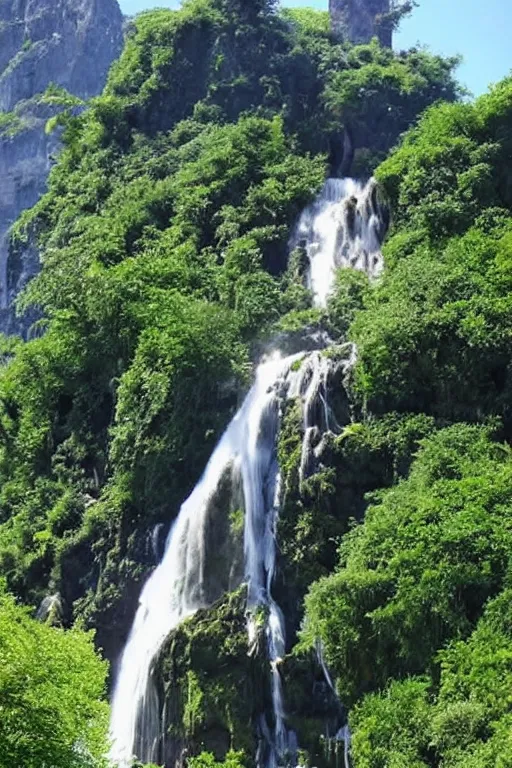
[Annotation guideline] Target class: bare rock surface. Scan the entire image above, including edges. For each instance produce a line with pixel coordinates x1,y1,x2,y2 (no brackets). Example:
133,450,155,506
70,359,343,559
329,0,392,46
0,0,124,334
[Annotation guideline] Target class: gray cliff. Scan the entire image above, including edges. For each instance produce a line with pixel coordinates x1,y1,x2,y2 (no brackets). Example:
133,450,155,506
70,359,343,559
329,0,392,47
0,0,124,335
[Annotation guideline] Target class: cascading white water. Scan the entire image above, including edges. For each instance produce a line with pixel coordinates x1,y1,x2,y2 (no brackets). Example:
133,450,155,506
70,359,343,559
109,350,335,766
109,178,385,768
316,641,351,768
109,352,297,765
36,592,62,623
293,177,385,307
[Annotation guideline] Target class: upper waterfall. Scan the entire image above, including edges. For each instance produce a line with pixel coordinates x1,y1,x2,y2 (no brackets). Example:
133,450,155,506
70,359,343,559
294,178,386,308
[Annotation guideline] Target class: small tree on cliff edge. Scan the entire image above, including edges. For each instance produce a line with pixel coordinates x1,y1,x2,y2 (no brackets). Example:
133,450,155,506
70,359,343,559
377,1,419,46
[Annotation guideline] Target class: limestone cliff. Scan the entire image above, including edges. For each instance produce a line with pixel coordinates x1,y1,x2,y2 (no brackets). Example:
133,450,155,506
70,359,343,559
0,0,124,335
329,0,392,47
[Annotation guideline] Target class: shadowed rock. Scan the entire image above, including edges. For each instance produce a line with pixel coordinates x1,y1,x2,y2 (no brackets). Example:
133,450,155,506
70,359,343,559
329,0,392,47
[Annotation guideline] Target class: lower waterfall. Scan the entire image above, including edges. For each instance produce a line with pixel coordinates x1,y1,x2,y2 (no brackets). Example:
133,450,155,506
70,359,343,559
109,178,386,767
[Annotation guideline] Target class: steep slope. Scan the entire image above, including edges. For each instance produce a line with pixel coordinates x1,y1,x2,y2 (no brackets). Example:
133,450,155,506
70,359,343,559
0,0,124,109
302,77,512,768
2,2,498,767
0,0,123,334
0,1,458,665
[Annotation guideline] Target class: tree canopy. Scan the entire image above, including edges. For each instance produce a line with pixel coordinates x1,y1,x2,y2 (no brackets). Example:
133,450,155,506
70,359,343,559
0,586,109,768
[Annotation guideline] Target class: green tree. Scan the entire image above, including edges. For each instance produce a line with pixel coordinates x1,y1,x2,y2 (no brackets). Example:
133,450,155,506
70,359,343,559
187,750,245,768
301,425,512,701
349,591,512,768
0,0,462,677
0,586,109,768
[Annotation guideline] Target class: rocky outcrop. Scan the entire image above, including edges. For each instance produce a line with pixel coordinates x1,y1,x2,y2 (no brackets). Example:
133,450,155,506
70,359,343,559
329,0,392,47
156,588,267,768
0,0,124,335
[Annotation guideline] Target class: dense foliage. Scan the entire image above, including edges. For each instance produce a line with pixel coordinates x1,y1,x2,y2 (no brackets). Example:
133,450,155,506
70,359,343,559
0,585,109,768
353,79,512,427
0,0,458,663
302,425,512,693
301,77,512,766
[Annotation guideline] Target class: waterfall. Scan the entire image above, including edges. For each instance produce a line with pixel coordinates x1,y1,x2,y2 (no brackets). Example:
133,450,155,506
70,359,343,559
316,640,351,768
36,592,62,623
109,178,385,767
292,177,385,307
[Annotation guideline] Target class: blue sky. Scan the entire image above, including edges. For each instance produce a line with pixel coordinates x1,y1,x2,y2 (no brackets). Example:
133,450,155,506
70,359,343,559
119,0,511,97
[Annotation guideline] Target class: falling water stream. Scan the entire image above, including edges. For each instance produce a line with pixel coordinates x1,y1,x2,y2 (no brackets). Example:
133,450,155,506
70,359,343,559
109,178,386,767
293,177,384,307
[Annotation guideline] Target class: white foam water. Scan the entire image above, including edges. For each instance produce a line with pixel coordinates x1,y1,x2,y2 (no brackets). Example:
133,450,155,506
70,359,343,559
293,177,385,307
109,350,339,765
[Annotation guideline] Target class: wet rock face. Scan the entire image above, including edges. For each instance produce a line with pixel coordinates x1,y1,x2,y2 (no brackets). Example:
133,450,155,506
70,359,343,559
0,0,124,335
329,0,392,47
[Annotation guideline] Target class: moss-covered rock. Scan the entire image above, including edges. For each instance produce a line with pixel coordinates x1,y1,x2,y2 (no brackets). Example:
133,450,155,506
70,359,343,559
156,587,270,767
275,384,437,645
